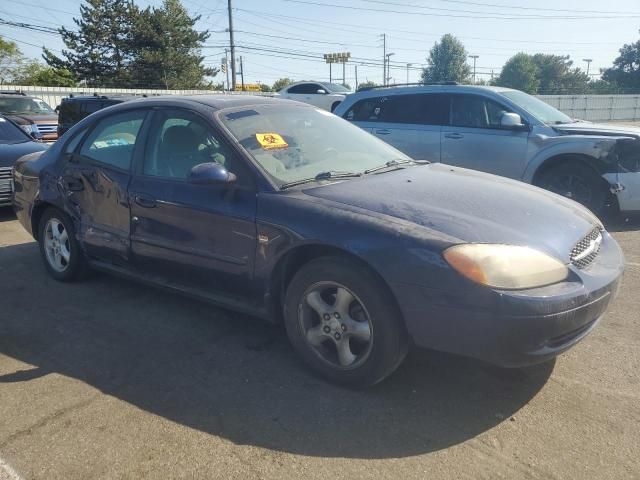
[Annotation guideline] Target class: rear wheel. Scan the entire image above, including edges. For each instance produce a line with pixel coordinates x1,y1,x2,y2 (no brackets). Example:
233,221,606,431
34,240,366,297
284,256,408,387
38,207,87,281
536,161,609,214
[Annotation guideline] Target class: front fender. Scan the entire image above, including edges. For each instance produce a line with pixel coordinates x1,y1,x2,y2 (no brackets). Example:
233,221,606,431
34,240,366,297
522,135,622,183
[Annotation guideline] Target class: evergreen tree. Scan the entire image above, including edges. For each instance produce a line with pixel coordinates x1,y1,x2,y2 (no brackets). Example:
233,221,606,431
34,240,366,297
43,0,136,87
131,0,215,89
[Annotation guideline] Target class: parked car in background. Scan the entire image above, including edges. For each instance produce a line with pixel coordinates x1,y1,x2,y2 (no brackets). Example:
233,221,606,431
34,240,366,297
57,94,138,137
12,95,623,386
0,91,58,142
276,81,351,111
335,84,640,215
0,115,48,207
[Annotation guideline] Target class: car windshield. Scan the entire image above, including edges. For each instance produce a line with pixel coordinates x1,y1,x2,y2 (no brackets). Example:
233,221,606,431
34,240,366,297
321,82,351,93
0,117,29,144
0,97,55,115
219,104,411,185
500,90,573,125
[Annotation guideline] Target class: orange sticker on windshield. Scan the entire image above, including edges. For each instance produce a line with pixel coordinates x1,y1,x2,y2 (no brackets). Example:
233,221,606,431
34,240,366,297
256,133,288,150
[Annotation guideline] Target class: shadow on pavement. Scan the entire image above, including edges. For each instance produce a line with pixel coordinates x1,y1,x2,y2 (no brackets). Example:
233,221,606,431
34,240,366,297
0,208,16,223
0,242,553,459
605,212,640,233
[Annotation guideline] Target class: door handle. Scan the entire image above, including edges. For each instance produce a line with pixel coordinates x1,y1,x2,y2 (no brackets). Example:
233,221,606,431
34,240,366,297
444,132,464,139
375,129,391,135
62,175,84,192
134,193,157,208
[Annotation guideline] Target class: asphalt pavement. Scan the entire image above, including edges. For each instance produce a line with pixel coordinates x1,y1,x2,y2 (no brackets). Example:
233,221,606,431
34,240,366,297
0,209,639,479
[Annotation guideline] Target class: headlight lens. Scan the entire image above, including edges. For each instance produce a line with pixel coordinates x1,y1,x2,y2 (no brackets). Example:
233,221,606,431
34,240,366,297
444,244,569,289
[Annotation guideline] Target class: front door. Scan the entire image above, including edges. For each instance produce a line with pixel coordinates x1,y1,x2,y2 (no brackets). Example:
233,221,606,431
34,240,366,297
61,109,148,264
128,108,258,297
441,94,529,179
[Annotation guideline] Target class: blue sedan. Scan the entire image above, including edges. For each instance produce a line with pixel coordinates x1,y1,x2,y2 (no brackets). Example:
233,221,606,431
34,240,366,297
12,96,624,386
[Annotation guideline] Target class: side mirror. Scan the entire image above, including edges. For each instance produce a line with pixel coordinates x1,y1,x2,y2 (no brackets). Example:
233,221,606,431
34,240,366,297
316,89,327,94
188,162,236,185
500,112,527,130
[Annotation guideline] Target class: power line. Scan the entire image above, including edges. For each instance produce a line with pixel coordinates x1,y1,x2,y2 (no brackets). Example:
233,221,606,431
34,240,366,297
281,0,640,19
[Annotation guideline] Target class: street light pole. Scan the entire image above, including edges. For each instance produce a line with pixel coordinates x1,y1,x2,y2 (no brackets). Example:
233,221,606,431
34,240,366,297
227,0,236,91
583,58,593,78
406,63,412,84
468,55,479,84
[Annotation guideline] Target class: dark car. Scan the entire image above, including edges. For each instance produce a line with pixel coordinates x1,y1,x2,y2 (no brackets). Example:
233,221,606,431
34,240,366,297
56,94,134,137
12,96,624,386
0,92,58,142
0,115,48,207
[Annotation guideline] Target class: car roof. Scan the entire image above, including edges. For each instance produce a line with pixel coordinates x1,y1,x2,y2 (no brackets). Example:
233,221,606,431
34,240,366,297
352,84,515,97
116,94,298,111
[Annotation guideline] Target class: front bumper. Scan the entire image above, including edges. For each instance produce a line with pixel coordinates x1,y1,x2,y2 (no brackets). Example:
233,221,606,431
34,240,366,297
393,232,624,367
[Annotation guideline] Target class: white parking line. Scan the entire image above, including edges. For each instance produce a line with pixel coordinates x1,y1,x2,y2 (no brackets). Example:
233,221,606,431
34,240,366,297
0,458,23,480
627,262,640,267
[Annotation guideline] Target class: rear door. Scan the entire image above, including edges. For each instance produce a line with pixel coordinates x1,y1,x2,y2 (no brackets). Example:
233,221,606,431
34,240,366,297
441,94,529,178
128,108,258,297
61,109,149,264
371,93,448,162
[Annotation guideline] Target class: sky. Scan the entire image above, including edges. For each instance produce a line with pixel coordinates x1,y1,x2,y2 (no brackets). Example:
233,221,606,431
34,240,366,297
1,0,640,89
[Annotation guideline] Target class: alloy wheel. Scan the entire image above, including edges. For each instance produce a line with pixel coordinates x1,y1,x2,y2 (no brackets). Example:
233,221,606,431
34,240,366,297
43,218,71,273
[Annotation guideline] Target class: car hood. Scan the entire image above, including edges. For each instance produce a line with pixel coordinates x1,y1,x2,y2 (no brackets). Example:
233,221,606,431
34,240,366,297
303,163,599,263
6,114,57,125
0,142,48,168
554,121,640,138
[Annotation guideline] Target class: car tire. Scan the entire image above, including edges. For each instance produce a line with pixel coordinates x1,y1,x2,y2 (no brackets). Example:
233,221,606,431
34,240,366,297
38,207,87,282
536,161,609,214
283,255,408,387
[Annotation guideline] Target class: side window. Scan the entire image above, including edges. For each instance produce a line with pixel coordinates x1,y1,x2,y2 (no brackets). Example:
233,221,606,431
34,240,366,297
287,84,305,94
343,97,384,122
380,94,449,125
79,110,146,170
306,84,323,94
64,127,88,154
450,95,513,129
143,110,246,182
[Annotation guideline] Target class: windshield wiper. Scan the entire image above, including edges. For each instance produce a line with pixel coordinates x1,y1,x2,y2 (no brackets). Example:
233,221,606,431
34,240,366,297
363,159,428,175
280,170,362,190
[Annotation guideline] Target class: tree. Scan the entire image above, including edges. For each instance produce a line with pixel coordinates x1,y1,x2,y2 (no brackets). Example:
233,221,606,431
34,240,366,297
259,83,272,92
0,37,25,84
14,62,76,87
532,54,589,94
272,77,294,91
44,0,136,87
602,35,640,92
131,0,215,89
494,53,539,94
421,34,471,84
356,80,379,90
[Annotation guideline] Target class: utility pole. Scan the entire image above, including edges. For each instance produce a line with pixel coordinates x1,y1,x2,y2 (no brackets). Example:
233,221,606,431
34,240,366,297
342,61,346,86
239,56,245,91
224,49,230,91
381,33,386,85
406,63,412,84
468,55,479,84
583,58,593,78
227,0,236,90
329,63,332,83
354,65,358,91
385,53,395,85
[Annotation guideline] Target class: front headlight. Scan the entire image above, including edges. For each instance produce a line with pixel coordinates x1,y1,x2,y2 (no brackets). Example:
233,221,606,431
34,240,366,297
443,244,569,290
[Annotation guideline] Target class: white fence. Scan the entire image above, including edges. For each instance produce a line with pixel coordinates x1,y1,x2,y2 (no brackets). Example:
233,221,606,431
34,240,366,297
538,95,640,122
2,85,267,112
4,86,640,123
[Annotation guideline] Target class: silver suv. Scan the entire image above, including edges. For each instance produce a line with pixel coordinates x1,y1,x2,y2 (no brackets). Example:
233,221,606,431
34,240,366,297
334,84,640,214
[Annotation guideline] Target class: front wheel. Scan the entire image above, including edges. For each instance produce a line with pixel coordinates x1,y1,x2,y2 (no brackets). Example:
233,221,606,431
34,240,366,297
536,162,609,214
38,207,87,281
284,256,408,387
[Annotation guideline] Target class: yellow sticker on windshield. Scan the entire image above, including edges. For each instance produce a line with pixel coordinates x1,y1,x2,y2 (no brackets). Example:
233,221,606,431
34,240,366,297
256,133,288,150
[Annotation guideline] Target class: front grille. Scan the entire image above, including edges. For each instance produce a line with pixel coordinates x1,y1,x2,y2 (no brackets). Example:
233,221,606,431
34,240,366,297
0,167,12,205
570,227,603,269
36,123,57,134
